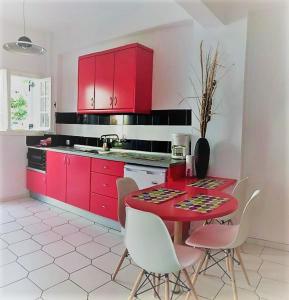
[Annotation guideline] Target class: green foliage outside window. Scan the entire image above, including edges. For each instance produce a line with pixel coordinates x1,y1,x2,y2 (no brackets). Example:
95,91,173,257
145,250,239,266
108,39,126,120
10,95,28,121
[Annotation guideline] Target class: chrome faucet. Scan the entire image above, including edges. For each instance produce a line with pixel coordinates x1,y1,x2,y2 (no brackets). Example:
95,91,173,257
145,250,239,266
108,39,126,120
100,134,120,151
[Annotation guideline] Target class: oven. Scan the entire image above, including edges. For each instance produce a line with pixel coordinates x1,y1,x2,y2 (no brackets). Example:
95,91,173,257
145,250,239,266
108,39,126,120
27,148,46,171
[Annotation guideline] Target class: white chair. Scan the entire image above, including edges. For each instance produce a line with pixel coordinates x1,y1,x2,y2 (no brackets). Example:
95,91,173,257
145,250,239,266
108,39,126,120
125,206,203,300
112,177,174,281
185,190,261,300
215,177,249,224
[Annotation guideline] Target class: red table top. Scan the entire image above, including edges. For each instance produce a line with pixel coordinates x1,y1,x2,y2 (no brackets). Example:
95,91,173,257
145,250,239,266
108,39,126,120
125,176,238,222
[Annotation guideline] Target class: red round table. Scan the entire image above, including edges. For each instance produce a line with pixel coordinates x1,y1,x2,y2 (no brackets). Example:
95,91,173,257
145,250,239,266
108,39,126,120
125,178,238,244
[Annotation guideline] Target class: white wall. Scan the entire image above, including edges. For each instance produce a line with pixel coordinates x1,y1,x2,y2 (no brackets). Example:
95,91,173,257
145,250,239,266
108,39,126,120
55,19,247,179
0,20,51,200
242,6,289,244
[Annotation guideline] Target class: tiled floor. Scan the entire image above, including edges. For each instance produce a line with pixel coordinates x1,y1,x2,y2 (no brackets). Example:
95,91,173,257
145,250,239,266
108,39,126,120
0,198,289,300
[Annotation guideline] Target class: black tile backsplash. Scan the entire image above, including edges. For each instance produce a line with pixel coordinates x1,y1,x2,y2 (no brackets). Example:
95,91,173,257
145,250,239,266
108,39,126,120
26,134,172,154
56,109,191,126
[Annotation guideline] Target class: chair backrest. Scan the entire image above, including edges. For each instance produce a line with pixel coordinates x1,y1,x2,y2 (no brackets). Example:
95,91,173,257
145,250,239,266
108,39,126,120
228,190,261,248
125,207,182,274
116,177,139,228
232,177,249,202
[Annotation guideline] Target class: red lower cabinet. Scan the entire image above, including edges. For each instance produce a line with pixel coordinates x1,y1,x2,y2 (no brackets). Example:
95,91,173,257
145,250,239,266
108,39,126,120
26,169,46,195
90,193,118,221
66,154,91,210
46,151,67,202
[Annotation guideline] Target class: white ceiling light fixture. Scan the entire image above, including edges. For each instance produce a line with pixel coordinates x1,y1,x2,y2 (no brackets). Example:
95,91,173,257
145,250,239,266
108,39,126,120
3,0,47,55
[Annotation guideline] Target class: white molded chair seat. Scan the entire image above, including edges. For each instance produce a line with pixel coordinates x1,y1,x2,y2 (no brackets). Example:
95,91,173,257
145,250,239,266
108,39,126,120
186,224,239,249
175,244,203,268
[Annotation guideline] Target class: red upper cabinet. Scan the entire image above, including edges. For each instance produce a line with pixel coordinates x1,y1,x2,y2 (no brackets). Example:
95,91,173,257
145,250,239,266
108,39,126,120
78,56,95,110
94,53,115,110
77,43,153,114
66,154,91,210
46,151,67,202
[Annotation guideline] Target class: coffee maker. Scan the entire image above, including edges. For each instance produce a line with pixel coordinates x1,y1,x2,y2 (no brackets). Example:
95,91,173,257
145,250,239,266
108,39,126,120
171,134,191,159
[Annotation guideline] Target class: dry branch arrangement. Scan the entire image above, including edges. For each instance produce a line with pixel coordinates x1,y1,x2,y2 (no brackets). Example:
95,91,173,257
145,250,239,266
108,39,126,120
180,41,228,138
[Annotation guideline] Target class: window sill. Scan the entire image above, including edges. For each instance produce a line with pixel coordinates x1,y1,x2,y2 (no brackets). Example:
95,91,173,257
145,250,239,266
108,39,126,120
0,130,53,136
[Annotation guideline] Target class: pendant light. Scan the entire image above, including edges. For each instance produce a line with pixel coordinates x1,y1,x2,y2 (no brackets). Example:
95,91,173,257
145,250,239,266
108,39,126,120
3,0,47,55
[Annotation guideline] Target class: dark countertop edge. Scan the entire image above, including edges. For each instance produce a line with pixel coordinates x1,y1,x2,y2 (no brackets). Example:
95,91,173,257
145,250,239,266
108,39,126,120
27,146,185,168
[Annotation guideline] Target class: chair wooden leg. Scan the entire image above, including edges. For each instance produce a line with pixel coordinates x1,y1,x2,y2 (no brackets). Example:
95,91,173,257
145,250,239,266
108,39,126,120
228,252,238,300
202,252,209,275
191,252,207,286
128,269,145,300
236,247,251,286
112,248,128,280
165,274,170,300
183,268,199,300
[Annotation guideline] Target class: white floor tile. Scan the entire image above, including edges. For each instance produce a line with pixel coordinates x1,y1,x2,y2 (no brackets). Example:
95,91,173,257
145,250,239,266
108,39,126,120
76,242,109,259
235,252,263,272
194,274,224,300
24,222,51,235
59,212,80,221
0,262,28,287
115,264,142,289
42,280,87,300
111,242,127,256
32,231,62,245
259,260,289,284
63,232,92,246
1,230,31,244
257,278,289,300
70,265,111,292
17,216,41,226
42,240,75,258
94,232,123,248
18,250,54,271
27,204,50,213
92,252,130,274
80,224,108,237
0,222,22,234
69,217,94,228
242,243,264,256
55,252,90,273
261,247,289,267
43,216,68,227
52,224,79,236
0,238,8,250
0,249,17,266
29,264,69,290
9,208,32,218
88,281,130,300
0,213,15,224
0,278,42,300
215,284,259,300
35,210,59,220
9,239,41,256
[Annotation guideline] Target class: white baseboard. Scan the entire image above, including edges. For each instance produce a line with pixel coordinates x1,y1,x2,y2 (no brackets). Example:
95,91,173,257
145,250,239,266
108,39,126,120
0,192,29,202
247,237,289,252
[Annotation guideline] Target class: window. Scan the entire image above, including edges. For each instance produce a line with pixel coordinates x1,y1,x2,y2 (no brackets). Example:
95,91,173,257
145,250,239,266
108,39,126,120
0,69,52,132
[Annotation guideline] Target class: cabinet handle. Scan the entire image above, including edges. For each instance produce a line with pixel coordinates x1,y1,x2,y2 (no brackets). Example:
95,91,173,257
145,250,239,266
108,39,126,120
114,96,117,106
102,183,108,187
101,205,106,209
67,156,70,165
103,166,108,169
109,96,113,108
90,97,94,108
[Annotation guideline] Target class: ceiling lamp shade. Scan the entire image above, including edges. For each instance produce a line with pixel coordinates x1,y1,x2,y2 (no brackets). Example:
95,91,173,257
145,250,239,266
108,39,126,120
3,1,47,55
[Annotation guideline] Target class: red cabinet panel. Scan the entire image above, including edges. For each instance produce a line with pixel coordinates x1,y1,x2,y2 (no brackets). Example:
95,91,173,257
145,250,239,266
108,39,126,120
94,53,114,110
46,152,67,202
90,193,118,221
113,48,136,110
78,56,95,110
26,170,46,195
91,173,119,198
91,158,124,177
66,155,91,210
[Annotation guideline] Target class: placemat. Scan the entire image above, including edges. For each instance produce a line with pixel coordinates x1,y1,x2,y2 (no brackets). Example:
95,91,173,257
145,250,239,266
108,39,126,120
187,178,225,189
133,188,186,204
175,194,229,213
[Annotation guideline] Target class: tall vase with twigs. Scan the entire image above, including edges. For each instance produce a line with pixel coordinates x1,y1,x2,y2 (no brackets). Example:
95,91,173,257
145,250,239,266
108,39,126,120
180,41,223,178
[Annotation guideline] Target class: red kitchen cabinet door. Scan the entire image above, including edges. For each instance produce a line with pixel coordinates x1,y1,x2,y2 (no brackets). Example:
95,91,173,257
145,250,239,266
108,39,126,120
26,169,46,195
66,155,91,210
78,56,95,110
94,53,115,110
46,151,67,202
91,173,119,198
90,193,118,221
113,48,136,110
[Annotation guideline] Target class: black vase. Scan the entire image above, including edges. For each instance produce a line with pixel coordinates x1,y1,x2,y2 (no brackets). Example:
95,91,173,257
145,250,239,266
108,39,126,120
194,137,210,179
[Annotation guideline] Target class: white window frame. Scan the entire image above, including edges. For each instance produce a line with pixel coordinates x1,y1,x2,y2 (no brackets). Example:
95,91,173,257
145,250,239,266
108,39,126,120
0,69,53,135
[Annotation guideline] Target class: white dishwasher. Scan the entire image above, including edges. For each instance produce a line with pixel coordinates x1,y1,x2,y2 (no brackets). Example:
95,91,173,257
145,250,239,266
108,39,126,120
124,164,167,189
